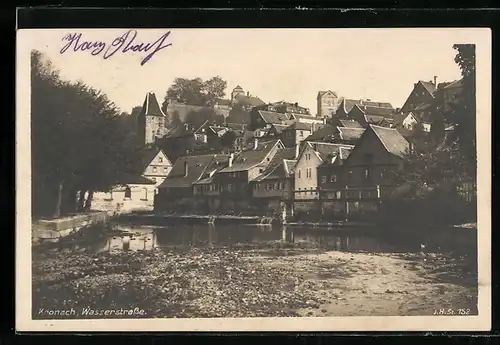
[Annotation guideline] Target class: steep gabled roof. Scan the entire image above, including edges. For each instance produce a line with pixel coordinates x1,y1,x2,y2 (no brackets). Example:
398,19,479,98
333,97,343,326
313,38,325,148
193,154,231,185
419,80,437,96
235,94,265,107
290,113,322,121
219,139,283,173
304,124,337,142
339,119,363,128
158,154,216,188
252,148,296,181
370,125,410,159
307,142,355,162
337,127,365,142
339,98,394,114
139,147,171,172
258,110,292,124
140,92,167,117
284,121,312,131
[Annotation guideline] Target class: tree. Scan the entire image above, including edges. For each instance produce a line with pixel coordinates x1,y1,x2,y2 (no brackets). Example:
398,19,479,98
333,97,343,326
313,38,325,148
391,44,476,195
203,76,227,107
31,50,139,218
163,76,227,107
220,131,237,151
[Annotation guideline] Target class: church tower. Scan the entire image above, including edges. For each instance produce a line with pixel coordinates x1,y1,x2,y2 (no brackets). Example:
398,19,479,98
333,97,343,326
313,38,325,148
137,92,168,147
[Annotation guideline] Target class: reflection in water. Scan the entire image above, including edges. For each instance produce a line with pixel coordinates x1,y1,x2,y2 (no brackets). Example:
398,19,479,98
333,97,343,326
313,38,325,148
77,223,475,256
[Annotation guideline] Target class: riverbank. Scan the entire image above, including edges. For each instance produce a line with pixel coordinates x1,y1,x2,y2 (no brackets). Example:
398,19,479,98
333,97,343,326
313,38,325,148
32,242,477,318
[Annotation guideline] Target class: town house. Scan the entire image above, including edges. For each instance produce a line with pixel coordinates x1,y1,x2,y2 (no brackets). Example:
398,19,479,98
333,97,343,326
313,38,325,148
250,108,294,131
155,153,218,211
400,78,438,114
331,124,410,216
139,147,173,187
347,104,396,128
251,147,297,215
334,98,394,120
281,122,313,148
212,138,284,213
294,142,354,200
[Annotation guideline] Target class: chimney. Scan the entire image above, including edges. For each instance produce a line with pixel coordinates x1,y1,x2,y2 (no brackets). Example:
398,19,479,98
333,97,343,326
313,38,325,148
228,153,234,168
247,91,250,97
183,160,189,176
295,144,300,159
433,76,438,86
253,137,259,150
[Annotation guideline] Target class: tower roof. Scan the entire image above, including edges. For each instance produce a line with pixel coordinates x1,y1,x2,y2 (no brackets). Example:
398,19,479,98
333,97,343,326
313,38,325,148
140,92,166,117
233,85,244,91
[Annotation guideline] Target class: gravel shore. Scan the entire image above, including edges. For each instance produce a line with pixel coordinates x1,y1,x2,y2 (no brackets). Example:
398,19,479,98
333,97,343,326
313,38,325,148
32,243,478,318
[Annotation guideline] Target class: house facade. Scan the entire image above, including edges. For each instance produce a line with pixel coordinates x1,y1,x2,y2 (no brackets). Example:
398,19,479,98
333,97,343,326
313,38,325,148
281,122,312,148
400,79,437,114
213,139,284,213
317,90,340,118
251,148,297,215
334,98,394,121
140,148,173,187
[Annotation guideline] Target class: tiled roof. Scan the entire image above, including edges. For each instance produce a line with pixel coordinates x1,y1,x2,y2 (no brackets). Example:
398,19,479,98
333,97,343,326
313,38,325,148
361,105,395,117
370,125,410,158
304,124,337,141
339,119,363,128
268,124,288,134
193,154,231,185
364,115,386,125
158,154,216,188
235,94,265,107
308,142,355,161
285,122,312,131
252,148,296,181
340,98,394,113
290,113,322,121
225,122,246,131
220,139,282,173
337,127,365,142
419,80,437,95
140,92,166,117
318,146,353,167
139,147,170,172
209,126,229,136
258,110,291,124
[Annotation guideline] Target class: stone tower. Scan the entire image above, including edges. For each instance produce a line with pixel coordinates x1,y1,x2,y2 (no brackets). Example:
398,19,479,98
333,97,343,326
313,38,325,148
137,92,168,147
231,85,245,101
317,90,340,118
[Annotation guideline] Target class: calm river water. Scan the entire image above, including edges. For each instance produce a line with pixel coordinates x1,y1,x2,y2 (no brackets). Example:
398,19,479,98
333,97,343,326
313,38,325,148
75,223,476,256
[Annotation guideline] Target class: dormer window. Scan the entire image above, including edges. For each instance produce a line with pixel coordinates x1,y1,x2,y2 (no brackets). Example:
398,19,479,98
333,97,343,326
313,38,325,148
159,157,163,163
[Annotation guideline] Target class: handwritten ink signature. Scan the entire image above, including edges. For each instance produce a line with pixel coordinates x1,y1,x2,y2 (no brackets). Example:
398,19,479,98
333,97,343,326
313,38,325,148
60,30,172,65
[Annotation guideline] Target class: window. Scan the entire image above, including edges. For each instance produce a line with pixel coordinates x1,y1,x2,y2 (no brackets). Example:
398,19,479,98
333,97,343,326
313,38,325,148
306,168,312,179
159,157,163,163
259,168,264,173
321,176,327,183
347,170,353,179
228,184,233,192
364,169,370,179
163,167,168,173
279,182,284,190
266,183,273,191
297,170,301,178
330,174,337,183
142,188,148,200
153,167,157,173
124,187,131,199
300,131,303,137
151,177,156,182
220,184,224,192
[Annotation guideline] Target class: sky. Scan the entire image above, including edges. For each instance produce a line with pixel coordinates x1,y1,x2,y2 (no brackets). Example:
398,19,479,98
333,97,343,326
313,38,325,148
25,28,483,114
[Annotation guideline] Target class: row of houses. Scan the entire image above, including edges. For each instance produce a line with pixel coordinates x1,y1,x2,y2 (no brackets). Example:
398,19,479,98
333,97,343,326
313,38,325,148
90,75,463,218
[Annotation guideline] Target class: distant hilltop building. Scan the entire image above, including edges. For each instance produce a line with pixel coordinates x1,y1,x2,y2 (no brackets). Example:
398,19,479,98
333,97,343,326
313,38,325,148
137,92,168,147
317,90,340,118
216,85,265,112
